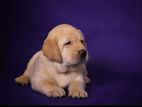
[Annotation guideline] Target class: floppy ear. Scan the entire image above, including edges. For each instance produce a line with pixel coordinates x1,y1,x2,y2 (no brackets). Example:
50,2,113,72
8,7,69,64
78,29,87,48
42,37,62,63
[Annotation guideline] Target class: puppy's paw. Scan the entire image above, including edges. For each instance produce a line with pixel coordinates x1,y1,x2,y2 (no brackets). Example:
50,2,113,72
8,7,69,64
69,89,88,98
45,87,66,98
15,75,29,86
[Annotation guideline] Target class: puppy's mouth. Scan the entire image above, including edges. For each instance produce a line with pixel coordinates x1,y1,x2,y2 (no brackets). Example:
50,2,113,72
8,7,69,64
64,63,80,68
63,59,86,68
63,50,87,68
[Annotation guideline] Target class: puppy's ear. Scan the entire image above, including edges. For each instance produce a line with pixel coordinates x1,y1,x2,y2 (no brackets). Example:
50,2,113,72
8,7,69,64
78,29,87,48
42,37,62,63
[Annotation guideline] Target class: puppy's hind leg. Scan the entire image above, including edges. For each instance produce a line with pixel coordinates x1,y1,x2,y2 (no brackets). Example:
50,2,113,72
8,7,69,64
83,70,91,84
15,61,32,85
15,75,29,86
15,51,40,86
85,76,91,84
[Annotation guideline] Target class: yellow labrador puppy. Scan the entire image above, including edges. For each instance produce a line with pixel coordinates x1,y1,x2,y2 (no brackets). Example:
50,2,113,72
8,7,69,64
15,24,90,98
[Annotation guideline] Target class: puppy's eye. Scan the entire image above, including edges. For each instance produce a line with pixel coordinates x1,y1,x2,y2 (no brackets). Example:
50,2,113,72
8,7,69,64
64,41,71,45
81,40,84,44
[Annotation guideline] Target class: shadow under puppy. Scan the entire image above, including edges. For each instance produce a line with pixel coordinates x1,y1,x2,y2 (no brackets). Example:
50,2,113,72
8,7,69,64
15,24,91,98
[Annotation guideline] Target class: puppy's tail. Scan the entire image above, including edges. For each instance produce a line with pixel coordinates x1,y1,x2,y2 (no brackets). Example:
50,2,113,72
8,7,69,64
15,51,41,86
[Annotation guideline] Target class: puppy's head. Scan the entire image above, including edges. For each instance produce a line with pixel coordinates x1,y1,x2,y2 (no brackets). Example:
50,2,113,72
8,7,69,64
42,24,88,67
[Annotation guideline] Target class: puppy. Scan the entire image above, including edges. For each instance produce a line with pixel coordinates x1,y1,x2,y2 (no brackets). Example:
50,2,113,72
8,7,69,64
15,24,91,98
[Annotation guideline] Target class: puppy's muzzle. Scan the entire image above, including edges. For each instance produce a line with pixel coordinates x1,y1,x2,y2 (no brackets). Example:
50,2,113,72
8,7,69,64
79,49,87,59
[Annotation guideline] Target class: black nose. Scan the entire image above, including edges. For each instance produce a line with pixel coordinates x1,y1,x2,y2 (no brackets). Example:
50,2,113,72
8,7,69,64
79,49,87,58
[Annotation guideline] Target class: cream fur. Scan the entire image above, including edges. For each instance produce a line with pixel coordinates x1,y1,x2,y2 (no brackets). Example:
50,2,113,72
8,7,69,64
15,24,91,98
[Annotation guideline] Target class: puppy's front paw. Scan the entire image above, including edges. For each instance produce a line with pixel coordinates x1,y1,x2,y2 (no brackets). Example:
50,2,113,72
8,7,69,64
45,87,65,98
69,89,88,98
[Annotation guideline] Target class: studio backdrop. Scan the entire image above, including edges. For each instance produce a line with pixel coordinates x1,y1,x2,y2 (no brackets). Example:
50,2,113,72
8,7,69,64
1,0,142,105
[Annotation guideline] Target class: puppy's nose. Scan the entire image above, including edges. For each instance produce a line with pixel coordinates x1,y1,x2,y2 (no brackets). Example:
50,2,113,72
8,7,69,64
79,49,87,58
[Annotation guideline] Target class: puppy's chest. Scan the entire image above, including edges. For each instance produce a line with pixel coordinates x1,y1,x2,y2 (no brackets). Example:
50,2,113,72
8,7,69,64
54,72,76,88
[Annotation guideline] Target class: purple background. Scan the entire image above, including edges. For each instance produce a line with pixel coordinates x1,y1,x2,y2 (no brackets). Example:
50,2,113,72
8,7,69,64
1,0,142,105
